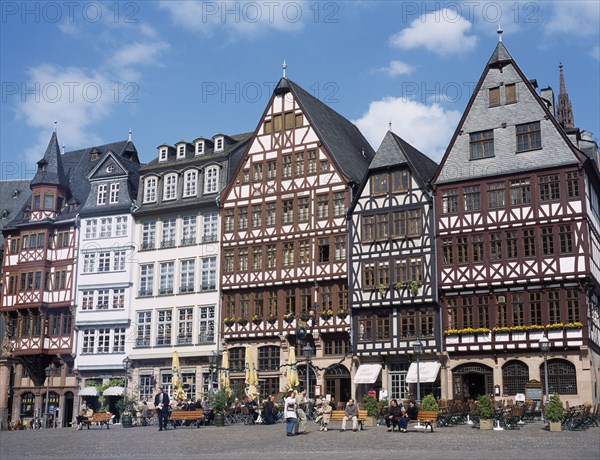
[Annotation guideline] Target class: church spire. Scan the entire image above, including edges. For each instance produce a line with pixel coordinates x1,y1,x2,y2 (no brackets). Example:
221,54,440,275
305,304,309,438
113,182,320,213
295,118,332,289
557,63,574,129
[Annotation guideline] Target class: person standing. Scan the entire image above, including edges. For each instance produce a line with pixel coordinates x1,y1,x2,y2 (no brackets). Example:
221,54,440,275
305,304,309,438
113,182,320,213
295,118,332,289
341,398,359,432
295,388,308,434
284,390,297,436
154,386,170,431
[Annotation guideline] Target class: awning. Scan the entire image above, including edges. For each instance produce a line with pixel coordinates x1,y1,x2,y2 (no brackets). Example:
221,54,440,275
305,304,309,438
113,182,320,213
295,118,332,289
78,386,98,397
102,386,125,396
354,364,382,384
405,361,441,383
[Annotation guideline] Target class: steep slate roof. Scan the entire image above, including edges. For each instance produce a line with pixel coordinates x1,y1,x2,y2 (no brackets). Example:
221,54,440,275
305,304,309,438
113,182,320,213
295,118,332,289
370,130,438,187
30,131,69,189
5,139,139,227
280,78,376,184
487,42,513,66
0,180,31,246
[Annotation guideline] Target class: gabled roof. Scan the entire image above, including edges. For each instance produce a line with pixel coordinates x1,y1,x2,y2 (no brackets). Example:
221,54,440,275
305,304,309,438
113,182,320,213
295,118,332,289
370,131,438,186
0,180,31,245
279,78,375,183
487,42,513,67
30,131,69,189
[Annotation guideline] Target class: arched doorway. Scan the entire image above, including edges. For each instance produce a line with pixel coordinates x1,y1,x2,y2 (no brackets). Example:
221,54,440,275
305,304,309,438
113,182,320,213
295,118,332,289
324,365,351,407
63,392,74,428
451,363,493,401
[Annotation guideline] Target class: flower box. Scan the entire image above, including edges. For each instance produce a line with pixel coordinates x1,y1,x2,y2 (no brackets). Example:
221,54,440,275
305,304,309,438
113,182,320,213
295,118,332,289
529,331,544,341
512,332,526,341
566,329,582,338
461,334,475,343
446,336,459,344
495,333,509,342
548,330,563,339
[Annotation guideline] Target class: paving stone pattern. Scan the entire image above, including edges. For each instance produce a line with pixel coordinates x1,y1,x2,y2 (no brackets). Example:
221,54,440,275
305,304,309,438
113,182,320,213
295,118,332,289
1,420,598,460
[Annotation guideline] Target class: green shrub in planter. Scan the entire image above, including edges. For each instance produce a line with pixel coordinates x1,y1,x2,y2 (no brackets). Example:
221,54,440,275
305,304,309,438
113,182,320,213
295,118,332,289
362,394,378,417
421,393,439,412
544,393,564,423
476,394,494,419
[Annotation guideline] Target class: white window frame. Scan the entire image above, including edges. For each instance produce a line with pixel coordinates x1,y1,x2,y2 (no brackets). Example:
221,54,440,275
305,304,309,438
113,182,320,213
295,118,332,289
195,141,204,155
159,262,175,295
113,250,126,271
183,170,198,197
113,327,125,353
97,328,110,353
198,306,215,344
214,137,224,152
139,264,154,297
142,221,156,250
159,148,168,162
100,217,112,238
177,307,194,345
82,290,94,310
97,184,107,205
180,259,196,293
83,253,96,273
156,309,173,346
204,166,219,194
201,257,217,291
97,289,110,310
163,174,177,201
85,219,97,239
115,216,128,236
109,183,120,203
182,215,196,245
136,311,152,347
112,288,125,309
177,144,186,159
202,212,218,243
144,177,157,203
161,218,177,248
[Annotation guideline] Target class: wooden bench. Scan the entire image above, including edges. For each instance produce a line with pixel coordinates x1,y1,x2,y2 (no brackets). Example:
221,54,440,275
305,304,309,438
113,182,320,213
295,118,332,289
169,409,205,428
329,409,369,430
409,411,438,432
82,412,112,429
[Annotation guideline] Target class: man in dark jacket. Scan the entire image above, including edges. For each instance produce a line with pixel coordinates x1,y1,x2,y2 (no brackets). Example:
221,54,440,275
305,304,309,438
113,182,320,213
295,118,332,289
154,386,170,431
386,399,403,432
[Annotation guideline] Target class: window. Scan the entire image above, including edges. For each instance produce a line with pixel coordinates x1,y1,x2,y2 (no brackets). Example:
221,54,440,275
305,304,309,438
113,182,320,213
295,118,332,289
266,203,276,226
156,310,172,346
263,119,272,134
295,113,304,127
20,392,35,417
238,248,248,271
543,359,577,395
161,218,176,248
113,327,125,353
298,240,310,265
266,244,276,269
229,347,246,372
503,361,529,396
163,174,177,201
252,246,263,271
442,189,459,214
463,186,481,211
333,192,345,217
182,215,196,246
505,83,517,104
559,225,573,254
283,242,294,266
183,170,198,197
115,216,127,236
224,250,234,273
112,289,124,309
258,346,280,370
224,209,235,232
392,169,410,192
100,217,112,238
516,121,541,152
490,233,502,261
204,166,219,193
489,87,500,107
442,239,454,265
566,172,579,198
267,160,277,179
469,130,494,159
177,308,193,345
487,182,505,209
547,290,560,324
242,169,249,184
298,198,309,222
238,207,248,230
308,150,317,174
97,328,110,353
196,141,204,155
177,144,186,159
335,236,346,261
510,179,531,205
198,306,215,343
202,212,218,243
144,177,157,203
539,174,560,202
318,238,330,263
180,259,195,293
252,163,263,182
371,173,388,195
471,235,484,263
82,329,95,354
566,289,579,323
362,215,374,241
523,228,535,257
215,137,224,151
512,292,524,326
320,159,329,172
159,148,168,161
375,213,389,240
282,156,292,178
295,153,304,176
113,250,126,271
97,252,111,272
97,184,107,205
457,237,468,264
530,291,542,325
201,257,217,291
82,291,94,310
83,253,95,273
97,289,110,309
541,226,554,256
159,262,175,295
317,194,329,219
142,221,156,250
85,219,97,239
139,264,154,297
282,200,294,224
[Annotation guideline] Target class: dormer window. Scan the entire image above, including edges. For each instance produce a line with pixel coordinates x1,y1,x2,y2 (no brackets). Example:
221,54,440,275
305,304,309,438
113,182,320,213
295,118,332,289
215,137,224,152
12,190,19,198
37,159,47,173
163,173,177,201
159,148,168,162
196,141,204,155
43,193,54,210
177,144,186,159
90,147,101,161
97,184,107,205
143,177,157,203
2,210,8,218
204,166,219,194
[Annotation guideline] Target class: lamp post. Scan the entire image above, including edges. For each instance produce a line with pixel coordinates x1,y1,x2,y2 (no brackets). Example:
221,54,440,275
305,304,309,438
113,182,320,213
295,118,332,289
209,352,218,391
43,365,53,429
122,357,132,396
302,343,314,402
539,335,550,403
412,339,423,404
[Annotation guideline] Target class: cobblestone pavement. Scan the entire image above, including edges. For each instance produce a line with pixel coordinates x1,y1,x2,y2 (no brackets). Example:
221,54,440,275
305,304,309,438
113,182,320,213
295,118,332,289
1,420,598,460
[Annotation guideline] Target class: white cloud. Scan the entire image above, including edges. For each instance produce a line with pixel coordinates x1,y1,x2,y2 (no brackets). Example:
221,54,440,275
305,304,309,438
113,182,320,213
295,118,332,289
545,1,599,37
158,0,305,38
353,96,462,161
112,41,170,69
375,60,415,77
390,8,477,56
592,46,600,62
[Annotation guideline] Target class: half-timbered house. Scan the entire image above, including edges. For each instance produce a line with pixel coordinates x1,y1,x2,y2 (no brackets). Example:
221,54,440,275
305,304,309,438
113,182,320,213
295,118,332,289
432,40,600,405
348,130,440,402
219,76,374,402
129,132,250,404
0,129,139,427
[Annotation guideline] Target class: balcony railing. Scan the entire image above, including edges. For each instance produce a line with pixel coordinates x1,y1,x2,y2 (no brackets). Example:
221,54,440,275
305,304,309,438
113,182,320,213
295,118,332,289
179,286,195,294
141,242,155,251
198,333,214,344
158,288,174,296
138,290,153,298
136,338,150,348
177,336,192,345
200,284,216,292
202,234,218,244
161,239,175,249
181,237,196,246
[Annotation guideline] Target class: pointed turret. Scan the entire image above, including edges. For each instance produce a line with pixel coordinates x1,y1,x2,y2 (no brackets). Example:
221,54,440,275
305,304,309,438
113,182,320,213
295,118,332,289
31,131,69,189
557,63,575,129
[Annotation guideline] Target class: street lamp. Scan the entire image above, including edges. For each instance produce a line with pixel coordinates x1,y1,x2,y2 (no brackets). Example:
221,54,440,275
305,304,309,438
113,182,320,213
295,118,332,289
539,335,550,403
412,339,423,404
43,364,53,429
122,357,132,395
209,352,219,391
302,343,314,402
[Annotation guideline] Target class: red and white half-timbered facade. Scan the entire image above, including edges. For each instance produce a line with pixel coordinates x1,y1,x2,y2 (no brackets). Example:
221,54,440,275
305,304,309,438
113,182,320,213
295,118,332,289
432,41,600,405
220,77,374,401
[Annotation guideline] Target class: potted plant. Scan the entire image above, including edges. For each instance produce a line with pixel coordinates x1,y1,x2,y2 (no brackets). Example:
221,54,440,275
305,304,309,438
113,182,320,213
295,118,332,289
252,314,262,326
267,315,278,325
476,394,494,430
237,317,248,327
283,313,294,324
336,309,349,319
223,317,235,327
544,393,564,432
209,388,231,427
116,394,137,428
362,394,378,427
320,309,333,320
421,393,439,412
377,284,389,298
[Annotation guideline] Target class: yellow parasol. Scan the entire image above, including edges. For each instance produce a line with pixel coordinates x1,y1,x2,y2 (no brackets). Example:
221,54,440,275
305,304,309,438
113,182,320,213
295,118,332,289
286,346,299,390
245,345,259,399
171,351,186,401
220,350,231,396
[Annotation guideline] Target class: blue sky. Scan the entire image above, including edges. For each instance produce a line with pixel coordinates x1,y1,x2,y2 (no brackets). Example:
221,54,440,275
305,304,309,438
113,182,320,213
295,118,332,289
1,1,599,180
